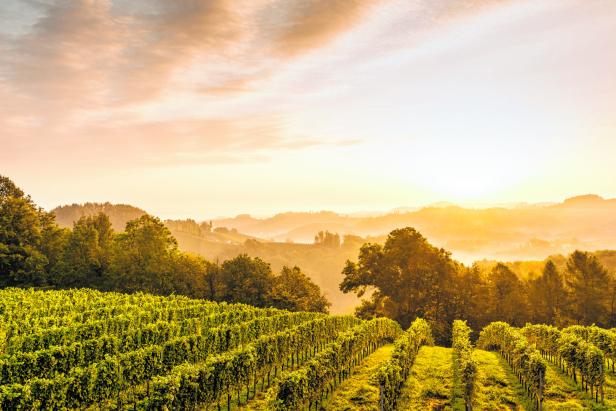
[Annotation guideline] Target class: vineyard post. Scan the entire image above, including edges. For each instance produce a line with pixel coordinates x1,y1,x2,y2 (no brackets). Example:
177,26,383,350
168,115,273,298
379,383,385,411
600,363,604,404
538,369,543,411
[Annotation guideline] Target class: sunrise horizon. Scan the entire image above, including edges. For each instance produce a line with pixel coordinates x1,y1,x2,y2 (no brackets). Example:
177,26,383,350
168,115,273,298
2,0,616,220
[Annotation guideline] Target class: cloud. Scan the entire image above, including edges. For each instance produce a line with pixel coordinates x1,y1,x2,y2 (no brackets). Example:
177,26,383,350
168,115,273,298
0,0,518,110
0,113,324,168
111,0,249,103
0,0,521,171
5,1,124,107
267,0,381,56
1,0,386,108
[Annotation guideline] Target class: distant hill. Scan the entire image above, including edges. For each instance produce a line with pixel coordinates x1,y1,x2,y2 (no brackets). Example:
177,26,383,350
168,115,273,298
52,203,257,245
53,203,146,231
212,195,616,262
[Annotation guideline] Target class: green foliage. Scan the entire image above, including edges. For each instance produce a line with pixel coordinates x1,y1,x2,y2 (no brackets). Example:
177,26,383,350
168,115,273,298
343,226,616,344
340,227,461,343
564,325,616,370
478,322,547,408
375,317,434,410
489,264,528,326
218,254,274,307
0,288,345,409
270,318,402,410
0,177,332,311
528,260,567,325
452,320,477,410
564,251,611,325
0,175,59,287
523,323,606,402
268,265,331,313
53,213,113,287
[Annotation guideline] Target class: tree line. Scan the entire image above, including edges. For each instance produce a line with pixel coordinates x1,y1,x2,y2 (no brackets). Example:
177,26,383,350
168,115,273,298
0,176,330,313
341,227,616,344
5,173,616,342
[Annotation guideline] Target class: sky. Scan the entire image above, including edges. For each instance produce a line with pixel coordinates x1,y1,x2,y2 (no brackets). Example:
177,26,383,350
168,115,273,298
1,0,615,219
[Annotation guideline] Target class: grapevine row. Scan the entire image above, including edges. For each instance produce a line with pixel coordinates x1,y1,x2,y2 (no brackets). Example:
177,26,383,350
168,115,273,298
135,315,361,410
0,312,322,409
4,303,282,354
375,317,433,411
0,288,206,322
478,322,546,410
562,325,616,373
452,320,477,411
0,311,318,384
271,317,402,410
522,324,605,403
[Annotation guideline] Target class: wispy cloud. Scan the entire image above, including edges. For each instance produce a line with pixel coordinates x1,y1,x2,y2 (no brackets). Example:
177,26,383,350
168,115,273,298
267,0,381,56
2,0,599,174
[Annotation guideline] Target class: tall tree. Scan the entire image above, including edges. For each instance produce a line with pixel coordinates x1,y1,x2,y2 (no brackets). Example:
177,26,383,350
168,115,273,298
0,176,49,286
39,212,69,279
55,213,113,287
111,215,178,293
340,227,460,343
528,260,567,325
204,259,224,301
268,266,330,313
455,265,491,335
168,252,209,299
314,231,341,248
564,250,610,325
219,254,274,307
488,263,529,326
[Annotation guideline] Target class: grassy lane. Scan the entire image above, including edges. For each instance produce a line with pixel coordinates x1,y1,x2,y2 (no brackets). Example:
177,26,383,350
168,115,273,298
539,361,611,411
602,372,616,408
470,349,528,411
326,344,394,411
396,346,454,411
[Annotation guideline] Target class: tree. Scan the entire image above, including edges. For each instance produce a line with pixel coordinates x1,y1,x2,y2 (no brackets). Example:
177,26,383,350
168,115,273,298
0,176,49,286
564,250,610,325
111,215,178,293
38,212,69,279
528,260,567,325
488,263,529,326
268,266,330,313
219,254,275,307
168,252,209,299
455,265,491,336
54,213,113,288
340,227,460,343
204,259,224,301
314,231,340,248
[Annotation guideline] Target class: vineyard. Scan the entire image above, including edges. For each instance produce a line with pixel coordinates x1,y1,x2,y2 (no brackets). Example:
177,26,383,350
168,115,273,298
2,289,616,410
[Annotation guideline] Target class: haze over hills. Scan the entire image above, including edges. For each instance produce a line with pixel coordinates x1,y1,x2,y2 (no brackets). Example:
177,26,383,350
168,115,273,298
53,194,616,263
50,194,616,314
211,194,616,261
